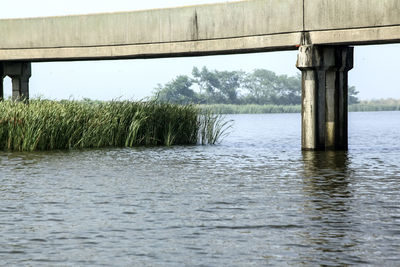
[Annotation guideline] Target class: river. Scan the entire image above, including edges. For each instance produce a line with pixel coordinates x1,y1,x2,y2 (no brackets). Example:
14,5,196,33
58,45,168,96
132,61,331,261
1,111,399,266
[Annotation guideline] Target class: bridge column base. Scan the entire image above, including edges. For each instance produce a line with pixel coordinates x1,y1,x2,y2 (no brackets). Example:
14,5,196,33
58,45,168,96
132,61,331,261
1,62,31,102
296,45,353,151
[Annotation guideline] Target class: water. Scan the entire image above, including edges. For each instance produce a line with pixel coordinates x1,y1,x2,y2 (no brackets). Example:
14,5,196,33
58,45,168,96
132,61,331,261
1,111,400,266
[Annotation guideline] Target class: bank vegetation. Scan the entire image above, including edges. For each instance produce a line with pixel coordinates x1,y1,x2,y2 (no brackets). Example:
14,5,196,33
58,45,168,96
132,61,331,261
153,66,360,106
153,66,400,114
198,99,400,114
0,100,230,151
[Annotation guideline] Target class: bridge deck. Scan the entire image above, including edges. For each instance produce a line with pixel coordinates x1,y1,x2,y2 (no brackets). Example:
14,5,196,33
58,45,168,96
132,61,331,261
0,0,399,61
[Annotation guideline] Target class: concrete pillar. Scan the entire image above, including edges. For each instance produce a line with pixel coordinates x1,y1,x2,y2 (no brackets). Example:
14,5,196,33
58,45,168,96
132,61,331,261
12,74,30,102
296,45,353,150
0,64,4,101
3,62,31,102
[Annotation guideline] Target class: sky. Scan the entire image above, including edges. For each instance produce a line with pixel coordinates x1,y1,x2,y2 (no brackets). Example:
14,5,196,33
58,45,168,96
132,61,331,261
0,0,399,100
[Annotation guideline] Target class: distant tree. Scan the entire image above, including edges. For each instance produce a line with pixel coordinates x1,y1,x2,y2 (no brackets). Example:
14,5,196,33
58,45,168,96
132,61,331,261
192,67,243,104
348,86,360,104
154,75,198,104
242,69,301,105
153,67,359,106
273,73,302,105
241,69,276,104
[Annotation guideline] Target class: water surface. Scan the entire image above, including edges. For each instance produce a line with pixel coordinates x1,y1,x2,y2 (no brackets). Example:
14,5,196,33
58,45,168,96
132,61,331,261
1,112,400,266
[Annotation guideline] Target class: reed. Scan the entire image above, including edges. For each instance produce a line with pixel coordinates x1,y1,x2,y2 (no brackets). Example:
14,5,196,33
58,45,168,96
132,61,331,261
0,99,230,151
198,110,232,145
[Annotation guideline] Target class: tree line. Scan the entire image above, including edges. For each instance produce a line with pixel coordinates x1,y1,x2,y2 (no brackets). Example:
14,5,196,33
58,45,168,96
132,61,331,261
153,66,360,105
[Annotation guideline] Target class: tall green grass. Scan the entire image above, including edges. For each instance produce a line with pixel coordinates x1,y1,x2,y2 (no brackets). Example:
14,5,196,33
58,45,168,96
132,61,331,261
198,110,232,145
0,99,230,151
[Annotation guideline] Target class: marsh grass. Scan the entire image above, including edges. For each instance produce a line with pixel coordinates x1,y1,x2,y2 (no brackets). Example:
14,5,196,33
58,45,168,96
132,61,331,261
200,101,400,114
0,99,230,151
198,110,233,145
349,100,400,112
200,104,301,114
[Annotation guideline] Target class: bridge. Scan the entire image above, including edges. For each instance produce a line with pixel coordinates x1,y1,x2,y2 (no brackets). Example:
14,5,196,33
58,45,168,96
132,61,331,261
1,0,399,150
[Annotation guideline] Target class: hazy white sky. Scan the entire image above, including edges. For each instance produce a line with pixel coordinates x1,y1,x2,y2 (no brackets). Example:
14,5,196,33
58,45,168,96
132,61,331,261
1,0,399,100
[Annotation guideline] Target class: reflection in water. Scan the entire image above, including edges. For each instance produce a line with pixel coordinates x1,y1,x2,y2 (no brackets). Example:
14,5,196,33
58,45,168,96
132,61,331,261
301,151,366,265
302,150,351,202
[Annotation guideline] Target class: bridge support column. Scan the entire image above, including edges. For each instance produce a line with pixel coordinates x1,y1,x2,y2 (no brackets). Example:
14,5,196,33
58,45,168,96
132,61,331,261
0,64,4,101
3,62,31,102
296,45,353,150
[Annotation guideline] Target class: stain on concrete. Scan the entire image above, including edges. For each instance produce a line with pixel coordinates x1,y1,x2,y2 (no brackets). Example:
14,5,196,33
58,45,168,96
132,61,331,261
192,10,199,40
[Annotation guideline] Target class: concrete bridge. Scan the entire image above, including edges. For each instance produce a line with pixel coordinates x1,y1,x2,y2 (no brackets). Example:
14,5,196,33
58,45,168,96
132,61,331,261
1,0,399,150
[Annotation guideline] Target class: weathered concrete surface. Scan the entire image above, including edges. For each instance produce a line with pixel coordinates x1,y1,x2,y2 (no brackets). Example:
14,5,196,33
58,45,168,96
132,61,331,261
304,0,400,45
0,0,302,48
305,0,400,30
297,45,353,150
0,33,302,61
0,0,399,61
0,0,303,61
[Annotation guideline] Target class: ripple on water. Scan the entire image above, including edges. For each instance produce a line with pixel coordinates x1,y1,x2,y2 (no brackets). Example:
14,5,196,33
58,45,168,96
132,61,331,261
1,113,400,265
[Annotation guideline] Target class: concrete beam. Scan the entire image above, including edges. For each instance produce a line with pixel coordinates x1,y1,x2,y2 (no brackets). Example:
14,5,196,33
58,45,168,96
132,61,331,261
0,0,303,49
308,26,400,46
0,32,302,62
304,0,400,46
304,0,400,31
0,0,399,61
0,0,303,62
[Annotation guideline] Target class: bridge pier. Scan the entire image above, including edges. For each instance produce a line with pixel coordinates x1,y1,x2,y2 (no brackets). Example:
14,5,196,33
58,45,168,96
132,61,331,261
0,64,4,100
297,45,353,150
0,62,31,102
